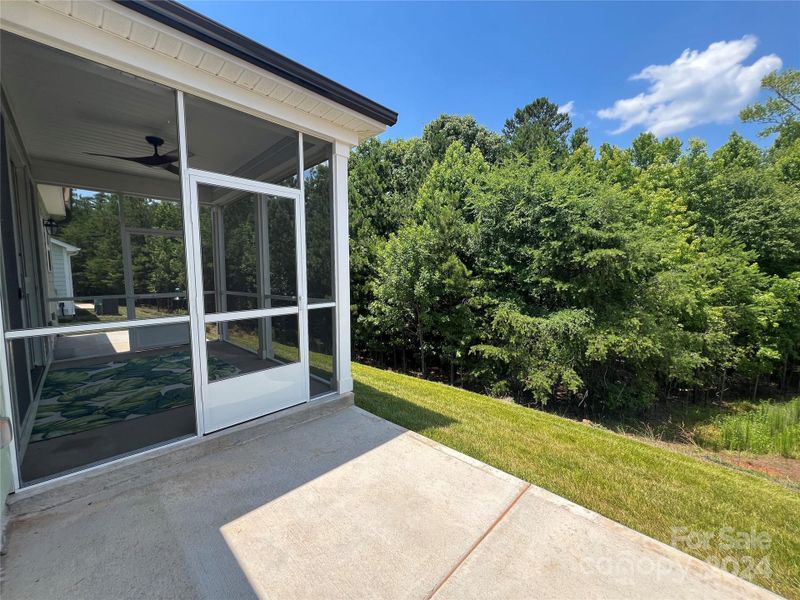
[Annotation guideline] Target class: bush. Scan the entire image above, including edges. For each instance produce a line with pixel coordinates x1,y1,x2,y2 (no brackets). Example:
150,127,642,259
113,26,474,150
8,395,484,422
697,397,800,457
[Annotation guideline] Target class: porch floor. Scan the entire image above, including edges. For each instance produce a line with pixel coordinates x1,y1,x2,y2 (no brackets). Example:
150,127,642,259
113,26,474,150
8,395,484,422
2,405,773,599
21,335,330,482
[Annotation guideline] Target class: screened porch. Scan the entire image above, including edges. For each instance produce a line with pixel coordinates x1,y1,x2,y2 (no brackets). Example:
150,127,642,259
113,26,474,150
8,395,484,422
1,30,345,485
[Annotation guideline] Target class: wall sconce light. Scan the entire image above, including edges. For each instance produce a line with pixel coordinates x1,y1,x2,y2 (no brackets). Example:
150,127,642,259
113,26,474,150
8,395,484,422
43,218,59,236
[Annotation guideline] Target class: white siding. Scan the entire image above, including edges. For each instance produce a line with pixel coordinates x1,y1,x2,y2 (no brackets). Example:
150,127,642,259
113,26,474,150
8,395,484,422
50,243,76,316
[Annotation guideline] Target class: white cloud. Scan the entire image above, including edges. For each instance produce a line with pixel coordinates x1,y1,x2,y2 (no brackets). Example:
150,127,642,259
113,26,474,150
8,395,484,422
598,36,781,136
558,100,575,115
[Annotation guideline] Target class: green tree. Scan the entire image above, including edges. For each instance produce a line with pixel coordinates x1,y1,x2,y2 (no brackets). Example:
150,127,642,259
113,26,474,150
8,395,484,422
569,127,589,153
414,141,486,249
727,183,800,276
474,304,592,402
304,162,333,300
740,68,800,144
369,223,469,378
349,137,430,352
423,114,503,163
347,107,800,415
502,97,572,163
413,141,485,381
59,192,124,296
630,132,681,169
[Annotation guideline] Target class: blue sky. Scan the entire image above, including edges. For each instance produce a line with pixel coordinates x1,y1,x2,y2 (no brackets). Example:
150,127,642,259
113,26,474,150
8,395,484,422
183,1,800,150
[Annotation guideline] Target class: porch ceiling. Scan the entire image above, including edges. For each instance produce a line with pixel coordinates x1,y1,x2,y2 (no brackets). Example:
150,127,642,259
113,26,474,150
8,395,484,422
2,32,327,198
1,31,179,193
0,0,391,144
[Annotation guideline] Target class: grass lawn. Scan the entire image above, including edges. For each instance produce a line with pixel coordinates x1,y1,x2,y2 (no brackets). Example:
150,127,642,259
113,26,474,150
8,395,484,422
353,363,800,598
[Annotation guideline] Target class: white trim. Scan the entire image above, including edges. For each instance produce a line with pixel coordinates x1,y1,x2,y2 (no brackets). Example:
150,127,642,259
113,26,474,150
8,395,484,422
4,315,191,339
188,168,302,200
204,306,298,324
332,142,352,394
177,90,207,440
0,287,21,493
47,292,187,302
15,433,197,494
297,132,311,402
307,301,337,310
48,238,80,253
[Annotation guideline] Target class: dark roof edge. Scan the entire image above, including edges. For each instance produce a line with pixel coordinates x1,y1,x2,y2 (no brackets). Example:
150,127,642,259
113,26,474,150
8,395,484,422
113,0,398,127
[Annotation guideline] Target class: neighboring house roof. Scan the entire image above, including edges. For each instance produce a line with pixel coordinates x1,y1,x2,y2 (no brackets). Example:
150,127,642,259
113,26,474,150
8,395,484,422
49,238,81,254
114,0,398,127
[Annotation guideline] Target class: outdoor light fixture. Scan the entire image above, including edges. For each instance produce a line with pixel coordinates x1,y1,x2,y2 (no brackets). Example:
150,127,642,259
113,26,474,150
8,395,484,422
42,218,58,236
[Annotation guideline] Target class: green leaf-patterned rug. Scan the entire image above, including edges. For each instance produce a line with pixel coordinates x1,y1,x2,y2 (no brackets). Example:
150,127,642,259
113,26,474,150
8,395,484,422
31,352,238,442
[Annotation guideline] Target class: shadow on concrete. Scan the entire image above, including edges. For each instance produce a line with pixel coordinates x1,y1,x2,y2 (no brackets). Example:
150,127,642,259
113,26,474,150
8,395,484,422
4,402,430,599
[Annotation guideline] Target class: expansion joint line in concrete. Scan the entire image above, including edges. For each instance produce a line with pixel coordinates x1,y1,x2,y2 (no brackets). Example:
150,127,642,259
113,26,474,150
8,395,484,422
424,482,531,599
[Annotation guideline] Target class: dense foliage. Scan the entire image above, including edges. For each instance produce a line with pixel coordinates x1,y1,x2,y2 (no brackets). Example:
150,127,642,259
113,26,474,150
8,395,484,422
350,71,800,416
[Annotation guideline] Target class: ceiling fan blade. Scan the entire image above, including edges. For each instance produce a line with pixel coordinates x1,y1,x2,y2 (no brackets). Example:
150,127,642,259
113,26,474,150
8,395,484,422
136,154,177,166
85,152,151,162
164,164,180,176
85,151,177,166
160,149,181,162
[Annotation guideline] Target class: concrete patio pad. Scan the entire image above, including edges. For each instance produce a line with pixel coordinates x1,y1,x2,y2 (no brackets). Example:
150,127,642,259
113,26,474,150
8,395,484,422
1,403,776,599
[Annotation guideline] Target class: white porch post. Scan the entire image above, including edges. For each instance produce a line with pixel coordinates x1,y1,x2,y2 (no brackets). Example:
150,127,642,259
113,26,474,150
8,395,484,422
255,195,272,360
332,140,352,394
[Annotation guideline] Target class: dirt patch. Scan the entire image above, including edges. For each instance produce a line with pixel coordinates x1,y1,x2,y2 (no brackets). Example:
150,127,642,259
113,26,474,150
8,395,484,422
715,452,800,484
614,432,800,489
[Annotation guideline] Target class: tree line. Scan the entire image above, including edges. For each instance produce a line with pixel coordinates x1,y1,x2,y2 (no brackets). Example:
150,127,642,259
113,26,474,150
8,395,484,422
348,70,800,415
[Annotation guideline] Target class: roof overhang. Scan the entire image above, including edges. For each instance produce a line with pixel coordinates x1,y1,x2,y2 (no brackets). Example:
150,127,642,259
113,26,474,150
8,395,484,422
115,0,397,128
49,238,81,254
0,0,395,145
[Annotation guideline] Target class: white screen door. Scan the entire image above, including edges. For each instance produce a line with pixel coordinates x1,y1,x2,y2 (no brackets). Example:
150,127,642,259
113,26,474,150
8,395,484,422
188,172,307,433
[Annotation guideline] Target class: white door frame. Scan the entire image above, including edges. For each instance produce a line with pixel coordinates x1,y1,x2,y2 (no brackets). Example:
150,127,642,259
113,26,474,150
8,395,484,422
184,169,309,433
